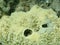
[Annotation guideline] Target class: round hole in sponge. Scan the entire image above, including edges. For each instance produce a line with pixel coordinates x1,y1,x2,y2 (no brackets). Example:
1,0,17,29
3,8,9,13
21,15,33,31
42,24,48,28
24,29,32,37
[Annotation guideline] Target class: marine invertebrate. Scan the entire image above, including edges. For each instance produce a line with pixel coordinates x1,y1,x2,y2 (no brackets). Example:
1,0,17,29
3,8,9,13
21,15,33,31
0,5,60,45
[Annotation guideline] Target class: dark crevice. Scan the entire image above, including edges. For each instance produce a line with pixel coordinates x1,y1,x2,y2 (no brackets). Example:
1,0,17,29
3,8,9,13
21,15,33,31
0,8,3,19
0,16,2,19
57,11,60,18
24,29,32,37
0,42,2,45
4,0,9,4
8,0,20,15
3,0,20,15
47,3,51,7
42,24,48,28
52,8,57,12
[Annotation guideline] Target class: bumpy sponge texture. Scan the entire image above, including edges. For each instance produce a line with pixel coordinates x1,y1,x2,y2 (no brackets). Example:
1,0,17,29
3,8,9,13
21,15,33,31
0,5,60,45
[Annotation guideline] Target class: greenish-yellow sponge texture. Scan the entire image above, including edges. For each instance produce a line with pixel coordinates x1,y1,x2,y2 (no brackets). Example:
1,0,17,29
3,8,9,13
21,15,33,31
0,5,60,45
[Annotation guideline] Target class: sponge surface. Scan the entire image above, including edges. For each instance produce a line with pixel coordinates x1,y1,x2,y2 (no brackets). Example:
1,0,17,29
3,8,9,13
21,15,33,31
0,5,60,45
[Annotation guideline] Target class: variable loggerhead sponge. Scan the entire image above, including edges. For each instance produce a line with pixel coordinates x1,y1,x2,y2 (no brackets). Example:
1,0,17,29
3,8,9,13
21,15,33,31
0,5,60,45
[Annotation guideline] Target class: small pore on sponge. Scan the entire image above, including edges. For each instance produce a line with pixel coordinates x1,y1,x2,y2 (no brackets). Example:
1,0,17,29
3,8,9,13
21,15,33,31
24,29,32,37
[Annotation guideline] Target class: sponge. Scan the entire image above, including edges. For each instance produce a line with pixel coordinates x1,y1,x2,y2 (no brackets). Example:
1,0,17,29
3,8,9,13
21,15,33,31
0,5,60,45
